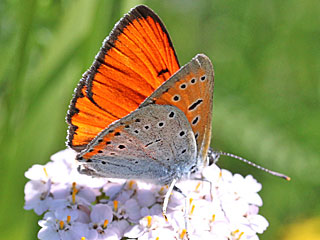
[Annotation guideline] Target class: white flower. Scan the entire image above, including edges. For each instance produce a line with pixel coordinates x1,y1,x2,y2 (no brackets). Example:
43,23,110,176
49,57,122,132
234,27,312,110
108,220,130,239
102,182,125,200
209,220,231,240
136,188,156,207
247,214,269,234
122,198,142,223
125,215,175,239
201,163,223,185
24,180,52,215
102,180,134,203
24,149,270,240
52,148,107,188
38,210,96,240
49,183,97,223
50,148,77,163
89,204,117,239
91,204,113,223
231,174,263,206
140,204,162,218
25,164,51,181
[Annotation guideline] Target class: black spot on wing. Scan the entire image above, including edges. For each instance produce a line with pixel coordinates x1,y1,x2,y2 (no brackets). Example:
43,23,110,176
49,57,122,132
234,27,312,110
145,139,161,148
192,116,200,125
188,99,203,111
157,68,169,77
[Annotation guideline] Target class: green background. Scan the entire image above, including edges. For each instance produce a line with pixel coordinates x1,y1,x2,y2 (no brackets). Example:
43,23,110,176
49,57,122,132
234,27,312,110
1,0,319,239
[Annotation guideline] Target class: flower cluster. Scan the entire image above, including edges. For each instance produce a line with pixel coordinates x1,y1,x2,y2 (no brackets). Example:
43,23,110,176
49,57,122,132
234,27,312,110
24,149,269,240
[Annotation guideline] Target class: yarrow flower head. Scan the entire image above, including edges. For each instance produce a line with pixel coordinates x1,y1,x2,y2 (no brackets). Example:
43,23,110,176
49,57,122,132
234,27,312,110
24,149,269,240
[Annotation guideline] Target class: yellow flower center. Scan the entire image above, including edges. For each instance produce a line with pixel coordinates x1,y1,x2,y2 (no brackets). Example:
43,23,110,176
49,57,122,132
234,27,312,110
180,229,187,239
113,200,118,211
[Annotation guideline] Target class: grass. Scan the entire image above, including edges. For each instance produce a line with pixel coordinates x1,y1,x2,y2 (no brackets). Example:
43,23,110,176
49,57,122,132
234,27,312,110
0,0,319,239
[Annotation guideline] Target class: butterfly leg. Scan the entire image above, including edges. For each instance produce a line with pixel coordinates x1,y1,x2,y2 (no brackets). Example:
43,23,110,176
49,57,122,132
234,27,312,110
163,180,190,240
162,178,177,220
180,187,191,240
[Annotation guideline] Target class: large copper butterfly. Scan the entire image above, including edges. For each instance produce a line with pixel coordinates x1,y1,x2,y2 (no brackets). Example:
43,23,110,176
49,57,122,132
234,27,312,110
66,5,214,188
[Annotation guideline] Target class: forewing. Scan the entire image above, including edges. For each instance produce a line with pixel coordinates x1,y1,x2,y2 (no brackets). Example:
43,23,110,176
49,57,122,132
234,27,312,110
67,5,180,151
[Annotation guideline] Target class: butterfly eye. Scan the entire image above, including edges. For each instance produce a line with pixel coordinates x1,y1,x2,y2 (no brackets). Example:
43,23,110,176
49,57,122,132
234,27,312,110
190,165,197,173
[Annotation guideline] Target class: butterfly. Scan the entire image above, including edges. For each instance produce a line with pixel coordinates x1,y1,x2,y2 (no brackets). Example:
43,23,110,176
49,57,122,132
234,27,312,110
66,5,214,195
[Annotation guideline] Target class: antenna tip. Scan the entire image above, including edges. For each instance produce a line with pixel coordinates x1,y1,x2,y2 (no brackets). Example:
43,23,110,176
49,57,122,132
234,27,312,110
278,173,291,181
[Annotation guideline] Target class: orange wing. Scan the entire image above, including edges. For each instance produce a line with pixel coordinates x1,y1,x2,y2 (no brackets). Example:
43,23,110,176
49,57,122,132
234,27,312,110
140,54,214,164
67,5,180,151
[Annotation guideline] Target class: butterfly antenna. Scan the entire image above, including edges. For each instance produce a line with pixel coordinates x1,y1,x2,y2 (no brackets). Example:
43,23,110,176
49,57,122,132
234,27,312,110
208,149,290,181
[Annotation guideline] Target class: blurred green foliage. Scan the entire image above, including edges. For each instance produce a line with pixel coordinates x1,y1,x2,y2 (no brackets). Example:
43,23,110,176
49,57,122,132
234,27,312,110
0,0,319,239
